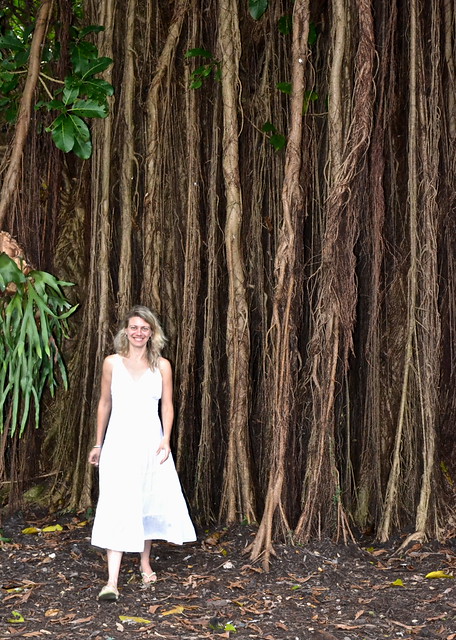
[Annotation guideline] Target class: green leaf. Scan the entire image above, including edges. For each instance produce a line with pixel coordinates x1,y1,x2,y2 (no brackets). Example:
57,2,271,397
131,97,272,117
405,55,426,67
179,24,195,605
72,135,92,160
308,22,318,46
70,41,99,69
68,114,90,142
0,72,19,93
190,78,203,90
7,610,24,624
69,99,108,119
0,33,24,51
14,47,29,66
79,25,105,38
0,254,26,290
249,0,269,20
185,48,214,59
5,103,17,122
45,99,66,112
77,78,114,99
49,114,75,153
276,82,292,94
77,57,113,80
261,121,276,133
270,133,286,151
63,86,79,105
278,15,292,35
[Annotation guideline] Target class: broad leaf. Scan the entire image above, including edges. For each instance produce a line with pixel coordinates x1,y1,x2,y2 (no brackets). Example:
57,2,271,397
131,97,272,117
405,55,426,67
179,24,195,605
278,15,292,35
79,25,105,38
78,57,113,80
0,253,26,290
270,133,286,151
70,41,99,71
68,114,90,142
277,82,292,94
50,115,75,153
78,78,114,98
0,33,24,51
70,99,108,118
308,22,318,46
261,121,276,133
63,85,79,105
249,0,268,20
72,135,92,160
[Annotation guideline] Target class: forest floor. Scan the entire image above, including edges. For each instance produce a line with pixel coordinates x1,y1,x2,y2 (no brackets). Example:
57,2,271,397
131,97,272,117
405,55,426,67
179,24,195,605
0,511,455,640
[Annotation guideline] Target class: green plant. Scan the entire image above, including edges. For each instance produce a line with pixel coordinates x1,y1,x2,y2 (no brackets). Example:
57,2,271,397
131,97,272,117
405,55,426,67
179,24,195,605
0,21,113,158
249,0,268,21
184,48,221,89
0,253,78,437
262,121,286,151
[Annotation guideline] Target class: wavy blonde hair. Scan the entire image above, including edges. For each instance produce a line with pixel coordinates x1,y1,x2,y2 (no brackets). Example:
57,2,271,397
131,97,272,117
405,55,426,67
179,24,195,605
113,305,166,368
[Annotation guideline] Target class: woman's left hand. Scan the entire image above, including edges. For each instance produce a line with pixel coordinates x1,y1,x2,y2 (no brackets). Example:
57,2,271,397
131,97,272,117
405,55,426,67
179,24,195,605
156,438,171,464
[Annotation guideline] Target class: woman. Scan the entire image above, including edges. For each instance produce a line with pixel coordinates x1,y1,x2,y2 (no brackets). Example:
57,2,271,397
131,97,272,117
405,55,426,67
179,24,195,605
88,305,196,601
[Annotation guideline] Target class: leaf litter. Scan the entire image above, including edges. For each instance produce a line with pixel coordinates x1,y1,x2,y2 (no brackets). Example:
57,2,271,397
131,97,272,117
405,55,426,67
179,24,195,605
0,510,455,639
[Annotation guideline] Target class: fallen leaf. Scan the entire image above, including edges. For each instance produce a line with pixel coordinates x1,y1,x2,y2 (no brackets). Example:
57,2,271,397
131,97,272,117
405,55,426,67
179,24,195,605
44,608,61,617
354,609,364,620
391,578,404,586
119,615,153,624
8,610,25,623
149,604,161,614
21,527,40,534
41,524,63,533
426,571,454,579
161,605,184,616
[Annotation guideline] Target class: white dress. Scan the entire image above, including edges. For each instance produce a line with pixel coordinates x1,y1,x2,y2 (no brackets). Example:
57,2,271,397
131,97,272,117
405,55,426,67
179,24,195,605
91,354,196,552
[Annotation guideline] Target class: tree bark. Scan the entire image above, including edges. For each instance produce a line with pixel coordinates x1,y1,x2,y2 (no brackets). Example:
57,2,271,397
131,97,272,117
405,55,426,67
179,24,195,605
218,0,255,525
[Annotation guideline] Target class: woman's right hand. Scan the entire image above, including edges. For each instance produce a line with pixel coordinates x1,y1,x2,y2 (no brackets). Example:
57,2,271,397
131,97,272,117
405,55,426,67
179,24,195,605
88,447,101,466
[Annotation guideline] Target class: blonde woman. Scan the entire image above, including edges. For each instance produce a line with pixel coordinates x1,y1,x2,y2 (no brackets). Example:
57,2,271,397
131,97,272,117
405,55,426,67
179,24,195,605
89,306,196,601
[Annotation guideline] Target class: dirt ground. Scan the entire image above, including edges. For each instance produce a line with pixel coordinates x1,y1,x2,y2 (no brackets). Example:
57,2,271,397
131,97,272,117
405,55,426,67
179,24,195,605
0,511,455,640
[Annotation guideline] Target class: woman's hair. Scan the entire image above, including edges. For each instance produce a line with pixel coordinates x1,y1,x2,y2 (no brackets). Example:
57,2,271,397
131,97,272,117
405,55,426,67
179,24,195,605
113,305,167,368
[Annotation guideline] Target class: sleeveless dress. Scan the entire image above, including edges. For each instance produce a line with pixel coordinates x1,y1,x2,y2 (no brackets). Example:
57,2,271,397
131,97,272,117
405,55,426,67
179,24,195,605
91,354,196,552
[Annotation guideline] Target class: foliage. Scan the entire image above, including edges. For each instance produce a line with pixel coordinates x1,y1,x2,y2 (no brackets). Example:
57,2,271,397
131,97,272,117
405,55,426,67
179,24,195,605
0,254,78,438
0,17,113,159
185,48,221,89
261,121,286,151
248,0,268,21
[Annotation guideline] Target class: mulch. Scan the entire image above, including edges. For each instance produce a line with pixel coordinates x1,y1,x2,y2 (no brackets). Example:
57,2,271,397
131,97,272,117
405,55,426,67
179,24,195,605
0,510,455,640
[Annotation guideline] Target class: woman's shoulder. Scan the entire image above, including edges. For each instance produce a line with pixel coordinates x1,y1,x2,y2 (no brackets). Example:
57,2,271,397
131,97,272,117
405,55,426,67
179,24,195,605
103,353,119,370
157,356,172,374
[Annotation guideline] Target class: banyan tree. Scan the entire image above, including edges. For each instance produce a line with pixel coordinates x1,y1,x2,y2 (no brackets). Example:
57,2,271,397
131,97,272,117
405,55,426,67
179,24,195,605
0,0,455,567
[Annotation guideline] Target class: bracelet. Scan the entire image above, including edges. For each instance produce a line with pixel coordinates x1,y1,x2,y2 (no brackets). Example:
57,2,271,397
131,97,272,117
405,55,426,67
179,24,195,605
93,445,102,448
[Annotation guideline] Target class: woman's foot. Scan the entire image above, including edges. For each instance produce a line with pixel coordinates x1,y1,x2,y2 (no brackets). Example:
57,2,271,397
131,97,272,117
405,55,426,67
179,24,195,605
98,583,119,601
141,571,157,586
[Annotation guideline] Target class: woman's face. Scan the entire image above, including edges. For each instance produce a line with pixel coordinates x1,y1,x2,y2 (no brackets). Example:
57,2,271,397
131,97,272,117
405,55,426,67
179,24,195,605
126,316,152,348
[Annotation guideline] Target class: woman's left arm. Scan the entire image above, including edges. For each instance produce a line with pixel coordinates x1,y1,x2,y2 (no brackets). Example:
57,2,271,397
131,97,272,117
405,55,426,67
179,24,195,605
157,357,174,463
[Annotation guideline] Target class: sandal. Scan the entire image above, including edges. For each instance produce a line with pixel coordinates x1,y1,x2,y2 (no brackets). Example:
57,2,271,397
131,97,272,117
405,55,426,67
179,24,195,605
141,571,157,586
98,584,119,601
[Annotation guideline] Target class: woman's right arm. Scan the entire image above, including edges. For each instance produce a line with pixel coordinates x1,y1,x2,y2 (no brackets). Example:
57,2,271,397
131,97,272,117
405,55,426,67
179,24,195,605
88,356,114,466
